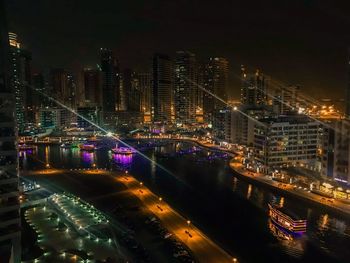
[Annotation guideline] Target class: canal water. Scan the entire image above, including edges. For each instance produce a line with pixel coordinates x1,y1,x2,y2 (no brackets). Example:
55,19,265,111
21,142,350,263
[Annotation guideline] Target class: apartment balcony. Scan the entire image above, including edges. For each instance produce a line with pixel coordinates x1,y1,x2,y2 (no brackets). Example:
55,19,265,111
0,200,20,214
0,178,17,186
0,225,20,242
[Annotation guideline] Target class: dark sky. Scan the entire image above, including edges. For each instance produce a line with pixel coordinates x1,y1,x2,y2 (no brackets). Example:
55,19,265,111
4,0,350,100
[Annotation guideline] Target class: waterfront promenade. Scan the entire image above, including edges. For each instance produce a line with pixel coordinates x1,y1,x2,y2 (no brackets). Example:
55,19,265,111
135,136,350,218
161,137,350,218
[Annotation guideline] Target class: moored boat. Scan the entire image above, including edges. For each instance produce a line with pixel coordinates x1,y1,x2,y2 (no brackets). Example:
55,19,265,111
268,203,307,234
111,144,136,155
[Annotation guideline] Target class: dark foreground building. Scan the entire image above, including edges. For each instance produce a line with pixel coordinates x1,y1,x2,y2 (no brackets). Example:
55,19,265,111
0,0,21,262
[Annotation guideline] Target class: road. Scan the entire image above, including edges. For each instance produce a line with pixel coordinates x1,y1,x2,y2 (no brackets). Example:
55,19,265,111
23,168,238,263
116,173,236,263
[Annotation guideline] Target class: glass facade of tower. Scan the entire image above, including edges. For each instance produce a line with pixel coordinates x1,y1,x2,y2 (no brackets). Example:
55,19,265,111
152,54,173,123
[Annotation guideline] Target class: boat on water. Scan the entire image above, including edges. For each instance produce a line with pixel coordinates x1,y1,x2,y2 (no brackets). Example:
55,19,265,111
111,144,136,155
79,144,96,152
60,142,78,149
268,203,307,235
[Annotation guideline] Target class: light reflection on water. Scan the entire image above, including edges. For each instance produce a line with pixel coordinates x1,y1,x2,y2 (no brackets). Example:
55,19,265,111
112,153,133,165
268,220,306,258
81,151,94,164
25,143,350,263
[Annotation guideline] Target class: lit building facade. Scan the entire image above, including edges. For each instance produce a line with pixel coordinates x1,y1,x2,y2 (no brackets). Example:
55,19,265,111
174,51,197,124
321,119,350,184
273,85,299,115
202,57,229,123
8,32,32,133
0,1,21,261
139,72,152,122
152,54,173,123
254,116,320,173
241,67,269,107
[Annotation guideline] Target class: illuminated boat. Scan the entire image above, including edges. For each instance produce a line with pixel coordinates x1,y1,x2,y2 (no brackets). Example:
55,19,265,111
79,144,95,152
268,203,306,234
60,142,78,149
111,145,136,155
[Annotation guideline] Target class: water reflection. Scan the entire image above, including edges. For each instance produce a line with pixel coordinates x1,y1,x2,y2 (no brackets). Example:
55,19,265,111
247,184,252,199
81,151,94,164
268,220,305,258
112,153,133,165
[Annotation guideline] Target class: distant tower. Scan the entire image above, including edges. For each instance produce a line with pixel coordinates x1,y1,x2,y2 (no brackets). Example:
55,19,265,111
174,51,197,124
100,48,120,128
202,57,229,123
8,32,32,132
152,54,173,123
83,68,102,106
240,69,269,107
0,0,21,262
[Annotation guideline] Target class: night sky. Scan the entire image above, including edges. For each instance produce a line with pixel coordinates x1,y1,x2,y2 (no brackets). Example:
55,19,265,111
5,0,350,100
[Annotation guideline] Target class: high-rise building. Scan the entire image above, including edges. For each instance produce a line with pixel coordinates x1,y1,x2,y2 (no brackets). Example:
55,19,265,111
8,32,32,132
123,69,141,112
273,85,299,115
241,67,269,107
100,48,119,128
152,54,173,123
139,72,152,122
174,51,198,124
50,68,68,100
202,57,229,123
83,68,102,106
0,1,21,261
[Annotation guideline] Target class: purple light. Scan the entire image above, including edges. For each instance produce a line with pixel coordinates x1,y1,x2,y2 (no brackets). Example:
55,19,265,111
82,151,94,163
113,153,133,165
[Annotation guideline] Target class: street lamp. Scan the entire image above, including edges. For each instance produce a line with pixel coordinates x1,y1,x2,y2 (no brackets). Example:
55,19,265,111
159,197,162,202
232,258,238,263
92,163,96,169
46,163,50,169
140,182,143,186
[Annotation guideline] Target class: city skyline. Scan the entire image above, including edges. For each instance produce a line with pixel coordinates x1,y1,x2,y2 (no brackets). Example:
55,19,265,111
5,0,350,100
2,1,350,263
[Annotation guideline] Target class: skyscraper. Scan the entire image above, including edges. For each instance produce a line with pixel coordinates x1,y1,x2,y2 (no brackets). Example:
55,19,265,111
240,67,269,107
152,54,173,123
83,68,102,106
123,68,141,112
0,1,21,261
139,72,151,114
8,32,32,133
202,57,229,123
100,48,119,128
50,68,76,108
174,51,197,124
